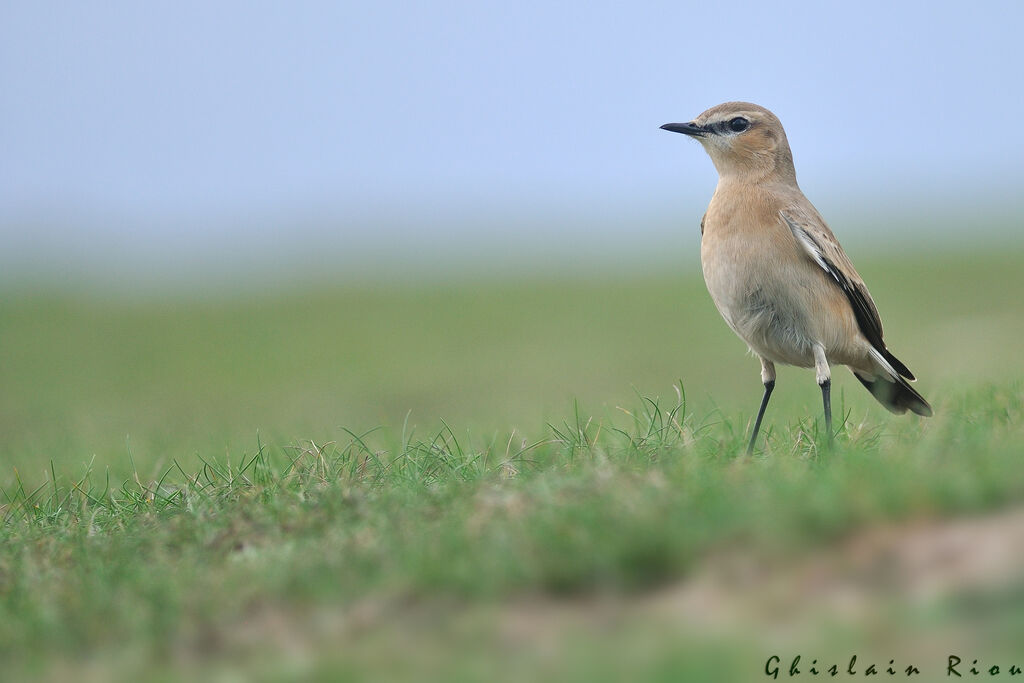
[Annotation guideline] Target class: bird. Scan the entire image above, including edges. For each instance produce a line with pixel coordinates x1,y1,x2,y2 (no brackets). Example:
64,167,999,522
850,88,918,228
660,102,931,453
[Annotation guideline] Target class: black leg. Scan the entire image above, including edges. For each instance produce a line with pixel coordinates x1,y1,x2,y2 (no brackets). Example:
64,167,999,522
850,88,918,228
746,380,775,454
820,378,833,448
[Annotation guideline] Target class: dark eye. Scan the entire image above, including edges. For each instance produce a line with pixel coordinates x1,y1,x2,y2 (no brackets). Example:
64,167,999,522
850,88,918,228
728,117,749,133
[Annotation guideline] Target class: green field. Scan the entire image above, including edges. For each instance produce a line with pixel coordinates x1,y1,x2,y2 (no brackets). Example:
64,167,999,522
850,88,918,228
2,248,1024,681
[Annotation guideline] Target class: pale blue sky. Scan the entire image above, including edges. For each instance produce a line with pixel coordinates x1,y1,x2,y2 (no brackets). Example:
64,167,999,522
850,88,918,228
2,1,1022,281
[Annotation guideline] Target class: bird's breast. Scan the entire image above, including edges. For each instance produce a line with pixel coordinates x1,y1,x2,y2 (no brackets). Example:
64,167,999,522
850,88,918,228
699,196,820,366
700,191,789,324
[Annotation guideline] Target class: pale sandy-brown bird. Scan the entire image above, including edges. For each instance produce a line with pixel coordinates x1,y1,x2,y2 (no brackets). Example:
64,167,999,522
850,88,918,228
661,102,931,453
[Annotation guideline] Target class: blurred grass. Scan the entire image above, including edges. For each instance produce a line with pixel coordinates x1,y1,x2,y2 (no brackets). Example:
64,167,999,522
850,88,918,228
2,247,1024,681
2,248,1022,482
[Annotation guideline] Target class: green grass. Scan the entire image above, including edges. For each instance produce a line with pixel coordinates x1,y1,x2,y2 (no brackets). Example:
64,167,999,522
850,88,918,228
2,249,1024,681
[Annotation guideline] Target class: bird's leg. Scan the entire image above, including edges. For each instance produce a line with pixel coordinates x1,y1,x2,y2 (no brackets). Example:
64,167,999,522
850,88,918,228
813,344,833,448
747,358,776,454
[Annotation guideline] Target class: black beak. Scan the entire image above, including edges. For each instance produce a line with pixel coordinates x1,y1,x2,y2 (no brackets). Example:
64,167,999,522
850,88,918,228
660,121,706,137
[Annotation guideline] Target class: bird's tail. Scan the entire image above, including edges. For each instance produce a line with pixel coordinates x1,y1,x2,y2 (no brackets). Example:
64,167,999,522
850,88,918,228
853,370,933,417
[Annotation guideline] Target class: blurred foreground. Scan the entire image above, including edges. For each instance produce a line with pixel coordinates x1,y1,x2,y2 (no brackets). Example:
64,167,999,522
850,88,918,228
2,382,1022,681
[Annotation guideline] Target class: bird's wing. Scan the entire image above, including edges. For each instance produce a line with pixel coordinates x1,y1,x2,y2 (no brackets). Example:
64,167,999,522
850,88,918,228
780,209,915,381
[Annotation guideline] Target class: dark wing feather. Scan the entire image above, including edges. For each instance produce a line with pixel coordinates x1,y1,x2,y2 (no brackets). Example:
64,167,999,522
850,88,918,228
781,211,915,381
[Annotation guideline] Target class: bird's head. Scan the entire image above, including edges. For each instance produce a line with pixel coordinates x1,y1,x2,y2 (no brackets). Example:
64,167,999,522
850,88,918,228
661,102,796,184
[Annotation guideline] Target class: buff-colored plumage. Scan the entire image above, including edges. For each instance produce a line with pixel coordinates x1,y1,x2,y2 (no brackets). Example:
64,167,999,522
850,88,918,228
662,102,931,452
